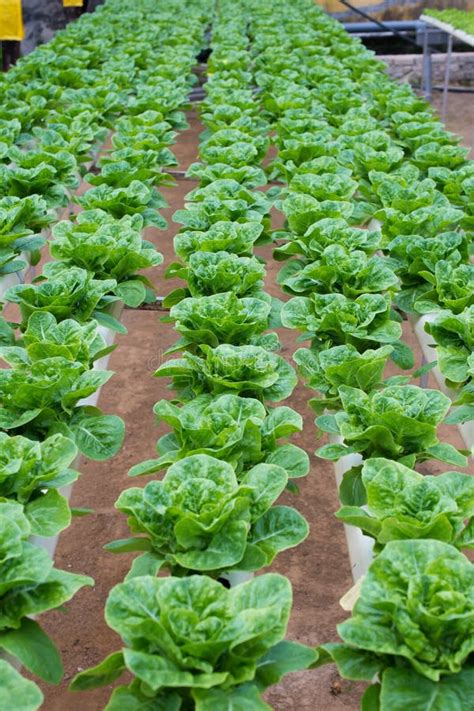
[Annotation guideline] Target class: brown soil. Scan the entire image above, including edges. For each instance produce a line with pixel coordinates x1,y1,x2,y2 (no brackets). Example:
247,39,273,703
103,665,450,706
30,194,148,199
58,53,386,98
37,95,473,711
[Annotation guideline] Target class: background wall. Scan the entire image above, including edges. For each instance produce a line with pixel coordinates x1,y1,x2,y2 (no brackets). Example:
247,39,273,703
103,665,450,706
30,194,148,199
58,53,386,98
17,0,474,56
316,0,474,20
20,0,105,54
21,0,67,54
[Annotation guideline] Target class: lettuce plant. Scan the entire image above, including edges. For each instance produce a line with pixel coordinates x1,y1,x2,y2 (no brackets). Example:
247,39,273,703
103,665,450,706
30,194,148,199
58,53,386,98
294,344,393,413
181,179,270,222
377,204,464,241
280,192,354,235
0,432,78,536
395,122,457,152
277,244,398,298
173,195,270,232
33,116,107,168
128,91,189,129
75,180,168,229
107,454,308,577
426,308,474,426
167,292,277,352
0,97,48,134
386,227,467,271
1,147,79,207
0,660,43,711
336,458,474,550
286,155,353,180
414,260,474,315
270,135,338,180
200,128,269,164
0,117,21,148
155,343,297,402
90,153,173,189
21,312,115,366
273,217,381,262
5,266,122,332
317,384,464,465
281,293,402,354
0,347,124,461
373,175,442,216
114,110,174,141
199,136,263,167
111,125,177,158
275,112,333,141
49,210,162,306
181,178,271,222
164,251,266,306
0,195,52,254
201,88,256,113
70,573,316,709
316,540,474,710
425,307,473,388
186,161,267,188
288,171,358,202
350,130,405,175
173,221,264,261
389,231,469,314
129,393,309,480
412,141,469,170
0,501,92,693
317,385,467,504
428,163,474,212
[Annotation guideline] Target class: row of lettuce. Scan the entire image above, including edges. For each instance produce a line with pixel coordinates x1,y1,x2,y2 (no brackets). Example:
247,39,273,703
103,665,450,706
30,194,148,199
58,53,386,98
0,1,213,708
424,8,474,38
69,3,320,709
244,1,474,709
2,0,473,709
63,1,474,709
72,3,474,711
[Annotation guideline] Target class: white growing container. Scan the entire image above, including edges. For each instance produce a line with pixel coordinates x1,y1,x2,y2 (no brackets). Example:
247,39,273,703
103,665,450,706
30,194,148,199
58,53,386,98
367,217,382,231
409,313,473,451
220,571,255,588
0,270,25,298
29,303,124,558
328,433,374,582
0,252,31,301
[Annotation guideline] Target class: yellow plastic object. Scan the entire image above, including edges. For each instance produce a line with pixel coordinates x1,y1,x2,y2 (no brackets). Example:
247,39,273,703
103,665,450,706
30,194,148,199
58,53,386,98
0,0,24,41
63,0,84,6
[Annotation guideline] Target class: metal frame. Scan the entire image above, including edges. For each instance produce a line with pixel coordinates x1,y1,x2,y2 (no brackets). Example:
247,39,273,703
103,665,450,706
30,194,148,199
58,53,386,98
421,14,474,120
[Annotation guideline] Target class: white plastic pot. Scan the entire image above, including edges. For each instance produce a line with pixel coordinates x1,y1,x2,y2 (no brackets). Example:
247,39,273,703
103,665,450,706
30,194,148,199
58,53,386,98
367,217,382,231
79,303,124,407
30,302,124,559
219,571,254,588
0,253,30,301
409,313,473,450
0,271,24,300
328,433,374,582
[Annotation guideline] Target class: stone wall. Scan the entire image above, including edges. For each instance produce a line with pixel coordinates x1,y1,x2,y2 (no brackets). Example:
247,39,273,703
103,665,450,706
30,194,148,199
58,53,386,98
20,0,105,55
20,0,67,55
380,51,474,86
